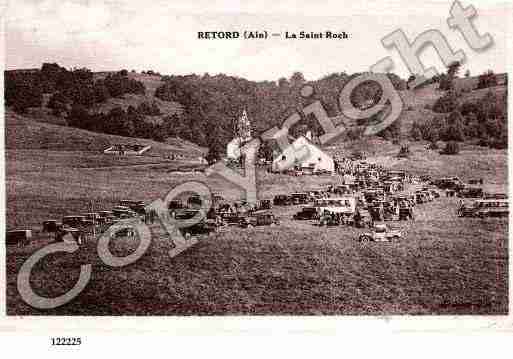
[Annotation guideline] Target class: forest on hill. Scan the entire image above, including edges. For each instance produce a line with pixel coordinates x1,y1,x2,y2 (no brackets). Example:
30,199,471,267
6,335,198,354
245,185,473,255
4,62,507,159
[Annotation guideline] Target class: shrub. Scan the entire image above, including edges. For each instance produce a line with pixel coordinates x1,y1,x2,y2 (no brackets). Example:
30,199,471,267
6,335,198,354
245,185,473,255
397,144,411,158
5,71,43,113
488,135,508,150
68,103,92,130
410,123,422,141
48,91,70,116
433,91,458,113
441,111,465,142
93,80,111,103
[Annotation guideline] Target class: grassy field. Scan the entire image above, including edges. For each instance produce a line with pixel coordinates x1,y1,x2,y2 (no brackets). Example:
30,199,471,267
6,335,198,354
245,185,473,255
5,128,508,315
6,187,508,315
5,110,207,229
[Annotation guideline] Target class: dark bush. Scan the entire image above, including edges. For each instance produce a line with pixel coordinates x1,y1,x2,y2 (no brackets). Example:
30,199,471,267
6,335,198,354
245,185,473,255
432,91,458,113
397,144,411,158
428,141,439,150
477,70,498,89
5,71,43,113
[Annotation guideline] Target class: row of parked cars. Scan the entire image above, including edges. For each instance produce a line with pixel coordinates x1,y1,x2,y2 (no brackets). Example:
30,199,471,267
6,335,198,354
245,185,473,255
428,176,509,218
42,200,146,236
457,192,508,218
166,195,281,238
264,166,449,242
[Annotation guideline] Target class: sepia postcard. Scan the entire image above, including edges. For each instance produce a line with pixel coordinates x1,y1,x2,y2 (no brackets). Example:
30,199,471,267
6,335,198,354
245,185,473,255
1,0,512,349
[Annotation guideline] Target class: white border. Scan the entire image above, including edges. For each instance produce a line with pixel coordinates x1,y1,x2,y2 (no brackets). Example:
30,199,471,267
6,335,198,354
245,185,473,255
1,0,512,338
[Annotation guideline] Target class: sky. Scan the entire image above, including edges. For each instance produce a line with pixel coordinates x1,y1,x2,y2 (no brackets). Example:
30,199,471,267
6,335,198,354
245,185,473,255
3,0,511,81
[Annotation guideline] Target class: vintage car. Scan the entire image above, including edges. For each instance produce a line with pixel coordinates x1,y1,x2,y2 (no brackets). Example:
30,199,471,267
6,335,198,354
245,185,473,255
239,211,280,228
112,206,139,219
307,190,325,201
314,197,356,216
357,224,402,242
256,199,273,210
173,209,206,221
434,177,465,191
187,194,203,207
313,169,333,176
421,190,434,201
363,189,385,203
62,215,87,228
334,185,352,195
217,212,246,226
7,229,33,246
368,202,385,221
458,199,509,218
458,187,484,198
483,192,508,200
119,199,146,214
283,168,303,176
382,180,402,194
398,203,415,221
301,166,315,176
467,178,484,185
42,220,60,233
382,201,400,221
180,221,217,238
168,199,186,210
171,209,216,238
290,192,309,205
293,206,319,220
318,212,344,226
273,194,293,206
56,227,85,244
429,189,441,198
81,212,101,226
414,192,428,204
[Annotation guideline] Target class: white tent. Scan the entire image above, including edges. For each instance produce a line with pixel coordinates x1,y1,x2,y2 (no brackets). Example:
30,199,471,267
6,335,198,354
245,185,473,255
271,136,334,173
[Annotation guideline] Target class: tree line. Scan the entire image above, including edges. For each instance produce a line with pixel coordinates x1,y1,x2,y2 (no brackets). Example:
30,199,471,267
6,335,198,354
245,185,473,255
67,103,177,142
154,71,407,154
6,62,506,153
5,64,146,115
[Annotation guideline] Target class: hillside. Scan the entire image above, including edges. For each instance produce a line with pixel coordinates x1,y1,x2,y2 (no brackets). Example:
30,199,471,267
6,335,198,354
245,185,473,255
5,109,205,157
395,75,507,137
6,64,507,153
